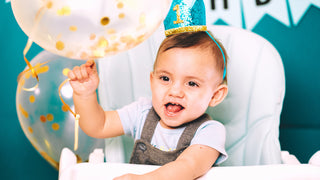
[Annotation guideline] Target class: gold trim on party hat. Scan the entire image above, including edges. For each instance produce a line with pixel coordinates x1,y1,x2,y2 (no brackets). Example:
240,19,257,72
164,25,207,36
164,0,207,36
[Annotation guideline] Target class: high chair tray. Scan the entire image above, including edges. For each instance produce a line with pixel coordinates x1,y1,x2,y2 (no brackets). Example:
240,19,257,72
59,148,320,180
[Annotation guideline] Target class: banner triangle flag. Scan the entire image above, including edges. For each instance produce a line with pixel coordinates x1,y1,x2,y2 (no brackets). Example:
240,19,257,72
242,0,289,30
288,0,320,26
205,0,242,28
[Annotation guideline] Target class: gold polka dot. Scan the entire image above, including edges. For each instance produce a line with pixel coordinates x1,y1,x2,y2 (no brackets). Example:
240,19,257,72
90,33,96,40
57,6,71,16
25,71,31,79
117,2,124,9
62,68,70,76
105,45,119,53
98,37,108,48
66,51,74,58
29,95,35,103
37,65,49,74
52,123,60,131
139,13,146,25
46,1,53,9
120,35,134,43
137,34,146,42
93,50,105,58
56,41,65,51
62,105,69,112
69,25,77,32
118,13,125,19
80,52,88,59
40,115,46,123
100,17,110,26
28,127,33,133
19,104,29,118
47,114,54,121
107,29,116,34
110,35,117,41
57,33,62,39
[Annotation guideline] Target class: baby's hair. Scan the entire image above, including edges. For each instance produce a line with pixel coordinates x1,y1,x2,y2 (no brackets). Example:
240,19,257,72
155,31,228,84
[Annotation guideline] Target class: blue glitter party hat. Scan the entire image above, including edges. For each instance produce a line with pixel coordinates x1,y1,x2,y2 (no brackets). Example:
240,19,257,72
163,0,226,79
164,0,207,36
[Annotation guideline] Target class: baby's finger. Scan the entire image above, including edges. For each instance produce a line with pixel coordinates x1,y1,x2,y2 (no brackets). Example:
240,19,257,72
80,64,88,79
91,60,97,72
68,70,76,80
85,59,95,69
86,60,97,75
73,66,83,80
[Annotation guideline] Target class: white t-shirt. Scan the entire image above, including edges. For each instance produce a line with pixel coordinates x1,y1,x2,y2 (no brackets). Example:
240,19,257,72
117,97,228,165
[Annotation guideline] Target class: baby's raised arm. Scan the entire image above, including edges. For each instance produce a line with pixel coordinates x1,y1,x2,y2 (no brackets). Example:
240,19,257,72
68,60,124,138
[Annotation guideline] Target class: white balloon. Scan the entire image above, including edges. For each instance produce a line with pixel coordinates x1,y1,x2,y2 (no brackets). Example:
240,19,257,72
11,0,170,59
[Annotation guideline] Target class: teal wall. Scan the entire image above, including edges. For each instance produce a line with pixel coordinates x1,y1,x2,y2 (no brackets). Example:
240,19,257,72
252,5,320,163
214,5,320,163
0,3,57,180
0,2,319,180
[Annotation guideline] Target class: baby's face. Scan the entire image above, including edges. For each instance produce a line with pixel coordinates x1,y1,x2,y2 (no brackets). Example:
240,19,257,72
150,47,222,129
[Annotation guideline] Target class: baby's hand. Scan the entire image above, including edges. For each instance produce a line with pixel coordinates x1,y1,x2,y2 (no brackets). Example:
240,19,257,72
113,173,142,180
68,60,99,97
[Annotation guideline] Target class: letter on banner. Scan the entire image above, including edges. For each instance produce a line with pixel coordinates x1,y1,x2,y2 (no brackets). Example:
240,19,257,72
211,0,228,9
288,0,320,26
256,0,271,6
242,0,290,30
205,0,242,28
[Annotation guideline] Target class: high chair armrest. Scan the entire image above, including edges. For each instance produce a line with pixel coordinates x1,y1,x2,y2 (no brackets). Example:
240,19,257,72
309,151,320,166
59,148,77,180
281,151,300,164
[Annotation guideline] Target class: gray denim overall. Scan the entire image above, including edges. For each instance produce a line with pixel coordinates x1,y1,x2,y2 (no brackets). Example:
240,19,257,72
129,107,211,165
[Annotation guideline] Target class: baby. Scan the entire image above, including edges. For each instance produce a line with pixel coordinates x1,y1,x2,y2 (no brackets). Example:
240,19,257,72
68,31,228,179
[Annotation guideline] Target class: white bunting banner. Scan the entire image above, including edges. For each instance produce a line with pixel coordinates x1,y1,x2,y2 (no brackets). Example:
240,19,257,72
205,0,242,28
204,0,320,30
288,0,320,25
4,0,320,29
241,0,289,29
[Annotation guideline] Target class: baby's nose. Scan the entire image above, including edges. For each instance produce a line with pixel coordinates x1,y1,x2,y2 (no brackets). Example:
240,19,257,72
169,83,184,98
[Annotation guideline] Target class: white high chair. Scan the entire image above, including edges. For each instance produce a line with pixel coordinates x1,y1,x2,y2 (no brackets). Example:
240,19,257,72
58,25,320,179
97,24,285,166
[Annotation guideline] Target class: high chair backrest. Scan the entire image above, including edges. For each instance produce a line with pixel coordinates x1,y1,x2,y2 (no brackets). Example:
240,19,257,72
98,25,285,166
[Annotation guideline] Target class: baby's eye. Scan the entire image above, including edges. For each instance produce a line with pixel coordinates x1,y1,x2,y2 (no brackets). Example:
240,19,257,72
160,76,170,82
188,81,199,87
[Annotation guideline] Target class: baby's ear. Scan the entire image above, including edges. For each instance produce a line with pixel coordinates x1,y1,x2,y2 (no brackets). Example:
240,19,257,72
150,72,154,82
209,84,228,107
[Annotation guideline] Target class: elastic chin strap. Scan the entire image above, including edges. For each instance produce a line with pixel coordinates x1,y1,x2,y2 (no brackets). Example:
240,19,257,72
205,31,226,80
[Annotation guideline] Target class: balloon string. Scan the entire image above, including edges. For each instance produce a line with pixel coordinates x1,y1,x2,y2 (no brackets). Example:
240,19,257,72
17,38,40,91
18,4,47,90
58,78,80,151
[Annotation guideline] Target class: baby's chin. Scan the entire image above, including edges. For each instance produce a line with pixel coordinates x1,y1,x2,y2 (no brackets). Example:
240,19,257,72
159,118,190,129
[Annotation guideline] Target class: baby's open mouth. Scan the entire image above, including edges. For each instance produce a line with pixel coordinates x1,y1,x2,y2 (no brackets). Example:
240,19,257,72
165,103,185,113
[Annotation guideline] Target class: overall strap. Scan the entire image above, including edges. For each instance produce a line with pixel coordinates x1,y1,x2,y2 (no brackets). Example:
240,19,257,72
130,108,213,165
140,107,160,142
176,113,212,149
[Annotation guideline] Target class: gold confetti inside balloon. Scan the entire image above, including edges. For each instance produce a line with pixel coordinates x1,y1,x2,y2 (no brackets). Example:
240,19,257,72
11,0,171,59
16,51,105,169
